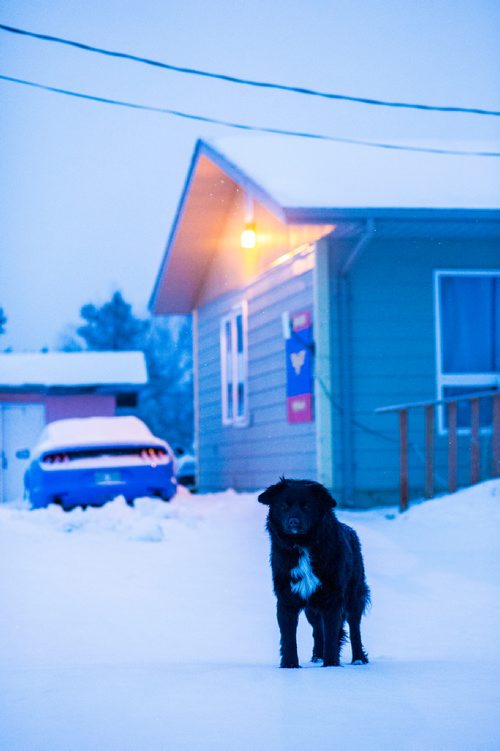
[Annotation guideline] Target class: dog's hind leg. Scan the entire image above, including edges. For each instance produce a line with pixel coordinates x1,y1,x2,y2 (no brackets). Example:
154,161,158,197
347,606,369,664
322,606,343,667
305,607,323,662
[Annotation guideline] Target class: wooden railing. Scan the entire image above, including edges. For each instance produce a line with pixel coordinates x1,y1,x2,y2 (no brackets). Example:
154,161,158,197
376,390,500,512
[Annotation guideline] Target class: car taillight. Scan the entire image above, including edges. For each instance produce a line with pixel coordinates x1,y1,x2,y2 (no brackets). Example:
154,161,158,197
141,448,169,465
42,452,70,464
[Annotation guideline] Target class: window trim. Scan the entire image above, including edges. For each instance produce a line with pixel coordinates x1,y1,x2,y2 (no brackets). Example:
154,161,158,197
434,269,500,434
220,301,249,427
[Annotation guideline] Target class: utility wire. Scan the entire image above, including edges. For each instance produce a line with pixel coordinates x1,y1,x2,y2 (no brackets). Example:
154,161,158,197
1,22,499,117
2,74,500,158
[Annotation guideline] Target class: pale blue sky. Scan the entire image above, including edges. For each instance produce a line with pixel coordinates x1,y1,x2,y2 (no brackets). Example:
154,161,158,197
1,0,499,349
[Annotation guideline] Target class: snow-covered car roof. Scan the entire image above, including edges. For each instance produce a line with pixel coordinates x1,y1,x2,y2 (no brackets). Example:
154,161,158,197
32,416,168,457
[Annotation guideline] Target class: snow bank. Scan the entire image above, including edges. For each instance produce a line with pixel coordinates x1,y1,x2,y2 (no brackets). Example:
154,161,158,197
1,481,499,751
1,490,194,542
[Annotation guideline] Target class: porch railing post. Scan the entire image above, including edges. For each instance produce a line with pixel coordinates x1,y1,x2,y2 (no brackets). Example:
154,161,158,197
493,393,500,478
470,398,480,485
399,409,409,512
447,401,458,493
376,389,499,511
425,405,435,499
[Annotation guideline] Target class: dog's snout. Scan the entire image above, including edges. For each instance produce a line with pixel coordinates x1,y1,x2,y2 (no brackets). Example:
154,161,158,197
287,517,300,533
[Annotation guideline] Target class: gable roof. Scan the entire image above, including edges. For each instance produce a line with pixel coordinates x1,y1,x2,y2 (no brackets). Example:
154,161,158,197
0,351,148,392
150,136,500,314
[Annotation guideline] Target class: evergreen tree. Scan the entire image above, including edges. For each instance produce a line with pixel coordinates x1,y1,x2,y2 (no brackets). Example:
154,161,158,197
76,291,149,351
138,318,194,451
61,292,193,451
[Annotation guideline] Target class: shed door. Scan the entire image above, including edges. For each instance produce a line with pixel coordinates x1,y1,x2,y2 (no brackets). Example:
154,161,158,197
0,404,46,503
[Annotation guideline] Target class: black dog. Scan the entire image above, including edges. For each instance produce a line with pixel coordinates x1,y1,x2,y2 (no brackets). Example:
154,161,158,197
258,477,370,668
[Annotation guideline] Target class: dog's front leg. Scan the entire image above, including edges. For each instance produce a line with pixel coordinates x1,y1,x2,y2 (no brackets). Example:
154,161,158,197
277,600,301,668
322,604,343,667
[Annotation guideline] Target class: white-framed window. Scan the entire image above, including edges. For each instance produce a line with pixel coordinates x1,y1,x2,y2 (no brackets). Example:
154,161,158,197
220,302,249,426
434,270,500,432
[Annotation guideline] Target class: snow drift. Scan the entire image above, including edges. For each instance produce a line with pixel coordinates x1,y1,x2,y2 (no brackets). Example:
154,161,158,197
0,481,499,750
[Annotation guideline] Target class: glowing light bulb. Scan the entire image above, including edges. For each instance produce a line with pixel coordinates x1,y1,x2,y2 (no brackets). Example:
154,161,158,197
241,222,256,249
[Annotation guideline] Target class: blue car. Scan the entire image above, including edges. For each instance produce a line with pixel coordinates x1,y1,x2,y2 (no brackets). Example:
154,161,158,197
175,450,197,492
25,416,177,510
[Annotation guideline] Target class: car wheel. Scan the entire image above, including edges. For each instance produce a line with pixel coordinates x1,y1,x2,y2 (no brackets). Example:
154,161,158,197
29,494,49,509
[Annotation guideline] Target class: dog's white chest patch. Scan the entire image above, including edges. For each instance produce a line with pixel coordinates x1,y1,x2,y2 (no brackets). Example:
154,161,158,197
290,548,320,599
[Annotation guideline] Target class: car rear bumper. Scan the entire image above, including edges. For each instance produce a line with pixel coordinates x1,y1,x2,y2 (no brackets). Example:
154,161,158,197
27,465,177,509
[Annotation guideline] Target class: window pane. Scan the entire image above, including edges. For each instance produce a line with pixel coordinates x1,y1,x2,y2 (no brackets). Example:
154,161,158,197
234,312,246,420
225,321,233,419
221,306,247,425
495,278,500,371
236,313,244,353
225,321,233,383
236,352,245,417
440,276,496,373
237,381,245,417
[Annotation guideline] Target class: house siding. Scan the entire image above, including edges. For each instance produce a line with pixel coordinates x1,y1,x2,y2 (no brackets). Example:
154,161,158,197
196,254,316,491
329,235,500,506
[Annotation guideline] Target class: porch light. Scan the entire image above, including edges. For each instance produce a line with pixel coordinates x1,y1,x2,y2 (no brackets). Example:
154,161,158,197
241,222,256,249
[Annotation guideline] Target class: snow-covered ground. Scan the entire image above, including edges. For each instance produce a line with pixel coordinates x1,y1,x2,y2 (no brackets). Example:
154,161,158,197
1,481,499,751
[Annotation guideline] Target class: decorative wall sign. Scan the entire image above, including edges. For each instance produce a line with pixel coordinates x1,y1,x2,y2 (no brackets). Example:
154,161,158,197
285,309,314,423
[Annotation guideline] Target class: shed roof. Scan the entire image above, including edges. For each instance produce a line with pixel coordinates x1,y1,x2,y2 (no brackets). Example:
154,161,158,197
0,351,148,391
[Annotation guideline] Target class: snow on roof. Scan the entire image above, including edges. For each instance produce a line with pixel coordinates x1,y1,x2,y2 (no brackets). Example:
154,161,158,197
207,135,500,210
0,351,148,389
34,416,165,454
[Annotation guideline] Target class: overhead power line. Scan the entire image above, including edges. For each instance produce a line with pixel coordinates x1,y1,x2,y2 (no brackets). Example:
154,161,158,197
2,74,499,157
1,22,499,117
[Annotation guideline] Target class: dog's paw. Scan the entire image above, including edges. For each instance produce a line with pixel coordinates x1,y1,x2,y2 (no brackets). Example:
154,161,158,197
322,659,341,667
280,660,301,669
351,654,369,665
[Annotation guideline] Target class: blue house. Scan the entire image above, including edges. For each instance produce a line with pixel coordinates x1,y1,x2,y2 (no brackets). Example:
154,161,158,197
150,137,500,506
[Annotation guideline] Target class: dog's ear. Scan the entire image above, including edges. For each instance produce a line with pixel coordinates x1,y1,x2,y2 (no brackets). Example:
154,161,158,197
258,477,288,505
308,481,337,508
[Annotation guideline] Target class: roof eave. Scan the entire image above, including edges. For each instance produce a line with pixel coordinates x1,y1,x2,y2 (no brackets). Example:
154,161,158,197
149,140,207,313
0,384,145,394
284,207,500,223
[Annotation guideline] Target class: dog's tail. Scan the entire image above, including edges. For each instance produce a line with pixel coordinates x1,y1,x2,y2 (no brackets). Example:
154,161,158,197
362,582,371,614
339,626,348,648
